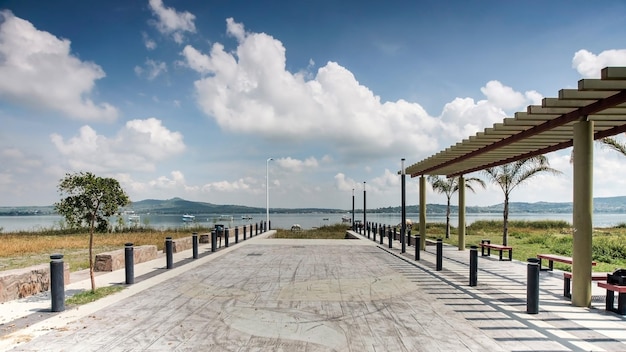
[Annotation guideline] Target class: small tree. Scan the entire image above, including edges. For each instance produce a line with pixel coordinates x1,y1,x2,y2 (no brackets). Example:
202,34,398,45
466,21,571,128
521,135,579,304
55,172,130,292
427,175,485,238
483,156,561,246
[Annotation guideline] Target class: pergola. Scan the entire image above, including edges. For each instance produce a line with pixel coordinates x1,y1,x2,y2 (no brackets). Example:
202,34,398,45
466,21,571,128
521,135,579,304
405,67,626,307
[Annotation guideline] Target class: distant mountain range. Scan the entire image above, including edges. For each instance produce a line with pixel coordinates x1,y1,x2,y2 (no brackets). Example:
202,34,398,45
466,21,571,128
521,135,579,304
2,196,626,215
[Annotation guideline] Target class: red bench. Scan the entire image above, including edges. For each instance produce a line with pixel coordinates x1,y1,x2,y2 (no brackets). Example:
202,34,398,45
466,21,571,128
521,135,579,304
479,240,512,261
598,282,626,315
536,254,597,271
563,272,608,298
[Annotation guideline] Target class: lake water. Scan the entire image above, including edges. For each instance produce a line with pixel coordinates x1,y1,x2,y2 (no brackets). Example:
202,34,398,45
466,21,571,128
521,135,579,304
1,212,625,232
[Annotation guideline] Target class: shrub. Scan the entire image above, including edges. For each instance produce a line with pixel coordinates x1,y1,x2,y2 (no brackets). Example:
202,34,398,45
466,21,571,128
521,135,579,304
547,236,573,256
592,237,626,264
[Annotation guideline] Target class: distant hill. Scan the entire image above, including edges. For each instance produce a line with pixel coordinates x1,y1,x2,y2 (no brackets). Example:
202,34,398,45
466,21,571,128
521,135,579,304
2,196,626,215
128,198,346,215
129,197,264,214
371,196,626,214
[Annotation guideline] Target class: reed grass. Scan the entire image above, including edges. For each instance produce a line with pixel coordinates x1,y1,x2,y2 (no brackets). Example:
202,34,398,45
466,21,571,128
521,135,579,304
0,227,209,272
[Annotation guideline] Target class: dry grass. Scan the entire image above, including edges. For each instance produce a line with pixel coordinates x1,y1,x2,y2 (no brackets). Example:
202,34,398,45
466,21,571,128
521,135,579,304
0,230,195,272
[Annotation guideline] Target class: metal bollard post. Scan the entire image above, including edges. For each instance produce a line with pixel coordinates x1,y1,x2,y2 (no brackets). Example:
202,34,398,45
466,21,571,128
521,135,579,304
408,229,412,246
235,227,239,244
436,238,443,271
243,226,247,240
373,223,377,242
415,235,420,260
165,237,173,269
225,228,230,247
125,243,135,284
50,253,65,312
380,224,384,245
367,222,371,239
388,226,392,249
211,230,217,252
192,233,198,259
469,246,478,286
401,227,406,254
527,259,540,314
269,220,271,231
255,223,258,235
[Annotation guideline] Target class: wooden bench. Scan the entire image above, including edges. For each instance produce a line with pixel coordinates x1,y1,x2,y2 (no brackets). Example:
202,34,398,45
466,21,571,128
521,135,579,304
479,240,512,261
563,272,608,298
536,254,597,271
598,282,626,315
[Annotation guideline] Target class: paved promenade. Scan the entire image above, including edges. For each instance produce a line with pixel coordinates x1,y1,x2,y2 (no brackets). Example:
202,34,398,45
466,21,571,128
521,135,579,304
1,230,626,351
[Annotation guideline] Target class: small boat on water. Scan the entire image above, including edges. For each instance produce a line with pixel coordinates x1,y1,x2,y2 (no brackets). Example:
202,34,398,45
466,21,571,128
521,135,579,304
342,215,351,223
241,215,253,220
128,214,140,223
182,214,195,222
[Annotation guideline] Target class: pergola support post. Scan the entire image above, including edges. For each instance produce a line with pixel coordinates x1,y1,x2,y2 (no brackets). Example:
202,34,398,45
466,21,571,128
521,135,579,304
572,119,593,307
458,175,466,250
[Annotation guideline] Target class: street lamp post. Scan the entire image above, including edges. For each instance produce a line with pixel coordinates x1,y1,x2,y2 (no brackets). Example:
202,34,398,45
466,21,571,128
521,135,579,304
363,181,366,235
266,158,273,228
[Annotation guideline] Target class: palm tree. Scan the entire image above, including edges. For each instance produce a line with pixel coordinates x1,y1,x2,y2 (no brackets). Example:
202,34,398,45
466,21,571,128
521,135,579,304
483,156,561,246
427,175,485,238
600,136,626,155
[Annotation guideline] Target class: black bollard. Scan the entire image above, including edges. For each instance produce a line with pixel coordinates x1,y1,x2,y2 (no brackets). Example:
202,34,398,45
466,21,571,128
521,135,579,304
367,222,371,239
469,246,478,286
192,233,198,259
211,230,217,252
243,226,247,240
235,227,239,244
415,235,420,260
255,223,258,235
225,228,230,247
527,259,540,314
373,223,377,242
165,237,173,269
408,229,411,246
380,224,384,245
436,238,443,271
250,224,253,236
269,220,271,230
125,243,135,284
50,253,65,312
388,226,392,249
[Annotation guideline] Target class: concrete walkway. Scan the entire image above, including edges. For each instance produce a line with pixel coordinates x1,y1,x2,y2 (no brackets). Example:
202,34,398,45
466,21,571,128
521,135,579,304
1,230,625,351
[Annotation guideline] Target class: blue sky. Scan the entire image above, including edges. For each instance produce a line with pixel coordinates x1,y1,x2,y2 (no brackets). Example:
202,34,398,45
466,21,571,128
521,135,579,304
1,0,626,209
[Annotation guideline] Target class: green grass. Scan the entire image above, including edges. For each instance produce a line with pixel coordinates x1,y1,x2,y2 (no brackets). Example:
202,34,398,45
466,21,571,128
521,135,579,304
273,224,352,239
65,285,126,306
423,220,626,273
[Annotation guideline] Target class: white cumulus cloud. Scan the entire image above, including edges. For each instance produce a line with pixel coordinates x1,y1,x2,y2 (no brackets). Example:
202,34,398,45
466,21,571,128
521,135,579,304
275,157,319,173
0,10,118,122
572,49,626,78
50,118,185,173
148,0,196,44
182,18,441,162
